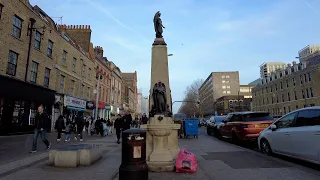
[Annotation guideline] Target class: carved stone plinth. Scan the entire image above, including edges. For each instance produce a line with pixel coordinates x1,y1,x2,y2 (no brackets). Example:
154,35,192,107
141,116,180,172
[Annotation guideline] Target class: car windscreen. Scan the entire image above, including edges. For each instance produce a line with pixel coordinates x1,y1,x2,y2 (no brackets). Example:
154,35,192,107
243,113,273,122
214,116,226,122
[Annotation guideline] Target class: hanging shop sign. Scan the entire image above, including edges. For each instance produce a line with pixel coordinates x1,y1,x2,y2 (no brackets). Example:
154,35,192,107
64,95,86,109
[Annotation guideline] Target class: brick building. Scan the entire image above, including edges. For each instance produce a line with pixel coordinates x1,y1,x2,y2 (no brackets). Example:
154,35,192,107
215,95,251,115
252,61,320,116
0,0,95,135
122,72,138,114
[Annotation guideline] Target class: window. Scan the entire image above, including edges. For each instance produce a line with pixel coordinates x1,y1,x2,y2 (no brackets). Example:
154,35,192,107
88,68,91,79
281,94,284,102
225,80,229,83
295,110,320,127
70,80,75,95
275,112,297,128
288,106,291,112
296,105,298,109
275,84,278,91
62,51,67,66
47,40,53,57
304,73,307,82
44,68,50,87
243,113,273,122
286,79,289,88
87,87,90,99
287,92,290,101
30,61,38,83
72,57,76,72
293,77,296,86
226,91,231,94
308,72,312,82
310,88,314,97
222,80,225,83
300,75,303,84
0,4,3,19
294,91,297,100
60,75,65,92
34,31,41,49
12,15,22,38
306,88,309,98
81,61,86,77
80,84,84,98
283,107,286,114
280,82,283,89
223,91,226,94
302,89,305,99
226,86,230,89
221,75,225,78
222,86,226,89
226,75,230,78
6,51,18,76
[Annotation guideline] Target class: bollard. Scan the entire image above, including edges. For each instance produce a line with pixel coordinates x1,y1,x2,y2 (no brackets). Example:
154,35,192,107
119,128,148,180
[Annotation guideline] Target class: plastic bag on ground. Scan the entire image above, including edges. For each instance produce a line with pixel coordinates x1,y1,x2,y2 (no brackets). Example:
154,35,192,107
175,148,198,174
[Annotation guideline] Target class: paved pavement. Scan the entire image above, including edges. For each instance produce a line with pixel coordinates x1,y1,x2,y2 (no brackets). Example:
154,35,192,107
0,128,319,180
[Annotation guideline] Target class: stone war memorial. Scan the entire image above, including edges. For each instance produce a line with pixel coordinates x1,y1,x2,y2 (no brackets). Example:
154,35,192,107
140,11,181,172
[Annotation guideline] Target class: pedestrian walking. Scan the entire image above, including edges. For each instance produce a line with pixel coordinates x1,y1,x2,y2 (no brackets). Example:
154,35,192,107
141,113,148,124
75,112,85,141
54,115,65,142
123,112,132,131
95,118,104,137
107,119,112,134
30,105,51,153
114,114,124,144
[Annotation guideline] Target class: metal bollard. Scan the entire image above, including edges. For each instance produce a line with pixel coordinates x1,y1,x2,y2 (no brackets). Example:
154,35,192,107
119,128,148,180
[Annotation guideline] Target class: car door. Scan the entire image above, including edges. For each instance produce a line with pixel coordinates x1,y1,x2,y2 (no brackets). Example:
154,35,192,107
290,109,320,162
269,112,297,154
220,114,232,138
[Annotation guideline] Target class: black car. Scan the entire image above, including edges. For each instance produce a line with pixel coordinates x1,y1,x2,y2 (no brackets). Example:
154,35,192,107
206,115,226,136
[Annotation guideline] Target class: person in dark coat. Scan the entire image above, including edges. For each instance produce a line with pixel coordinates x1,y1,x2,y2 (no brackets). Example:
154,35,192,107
114,114,124,144
123,113,132,130
76,113,85,141
141,113,148,124
95,118,104,137
55,115,65,141
30,105,51,153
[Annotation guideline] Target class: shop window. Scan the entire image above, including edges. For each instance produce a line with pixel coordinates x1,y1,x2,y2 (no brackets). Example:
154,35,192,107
47,40,53,57
29,102,37,125
30,61,38,83
34,31,41,49
12,15,22,38
44,68,50,87
12,100,25,126
7,50,18,76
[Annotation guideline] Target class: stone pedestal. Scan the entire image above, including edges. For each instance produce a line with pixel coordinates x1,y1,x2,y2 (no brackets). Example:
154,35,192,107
143,37,180,172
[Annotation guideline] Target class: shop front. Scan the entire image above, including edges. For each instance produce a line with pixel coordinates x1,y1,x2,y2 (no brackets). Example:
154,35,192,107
93,101,105,119
63,95,86,122
0,76,55,135
85,101,95,118
105,104,111,120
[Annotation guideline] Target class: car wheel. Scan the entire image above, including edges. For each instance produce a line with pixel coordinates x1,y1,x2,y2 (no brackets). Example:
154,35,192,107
215,129,222,139
231,132,239,144
260,139,273,156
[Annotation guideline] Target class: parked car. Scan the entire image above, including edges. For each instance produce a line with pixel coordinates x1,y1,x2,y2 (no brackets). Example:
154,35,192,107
272,115,282,121
207,115,226,136
258,107,320,165
218,112,274,143
199,118,206,127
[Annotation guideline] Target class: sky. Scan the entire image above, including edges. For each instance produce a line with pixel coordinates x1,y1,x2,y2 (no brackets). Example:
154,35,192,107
30,0,320,113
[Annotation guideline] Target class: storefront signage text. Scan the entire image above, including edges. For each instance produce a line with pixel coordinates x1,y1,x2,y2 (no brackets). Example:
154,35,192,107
64,96,86,109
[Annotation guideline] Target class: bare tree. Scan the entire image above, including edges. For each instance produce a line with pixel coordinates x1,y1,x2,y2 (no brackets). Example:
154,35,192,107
178,79,204,117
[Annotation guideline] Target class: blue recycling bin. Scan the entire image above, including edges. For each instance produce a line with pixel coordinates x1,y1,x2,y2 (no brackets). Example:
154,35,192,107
184,119,199,138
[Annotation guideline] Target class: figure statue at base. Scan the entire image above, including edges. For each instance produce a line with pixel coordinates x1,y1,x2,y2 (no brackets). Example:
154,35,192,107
152,82,167,114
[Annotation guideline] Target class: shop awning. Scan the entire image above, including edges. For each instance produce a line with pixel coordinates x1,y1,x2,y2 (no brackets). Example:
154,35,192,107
0,76,55,106
67,106,86,112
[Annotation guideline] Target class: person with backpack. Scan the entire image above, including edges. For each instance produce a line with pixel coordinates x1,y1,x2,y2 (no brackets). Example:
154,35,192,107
114,114,124,144
55,115,66,142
